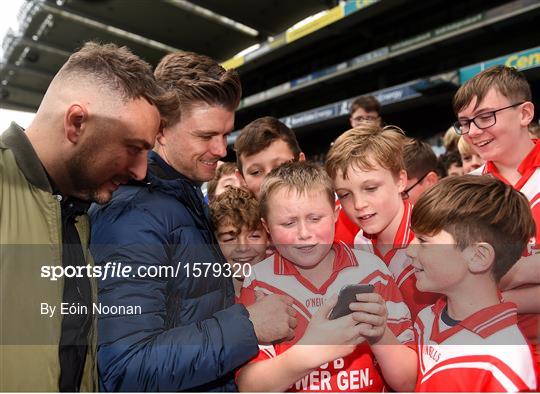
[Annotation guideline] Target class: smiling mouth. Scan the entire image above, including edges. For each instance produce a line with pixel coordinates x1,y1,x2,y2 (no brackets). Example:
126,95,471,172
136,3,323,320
232,257,257,265
201,159,218,167
474,138,494,148
358,213,376,221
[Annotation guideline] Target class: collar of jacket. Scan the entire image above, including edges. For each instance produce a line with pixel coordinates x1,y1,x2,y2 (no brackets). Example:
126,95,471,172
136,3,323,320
144,151,207,217
1,122,52,193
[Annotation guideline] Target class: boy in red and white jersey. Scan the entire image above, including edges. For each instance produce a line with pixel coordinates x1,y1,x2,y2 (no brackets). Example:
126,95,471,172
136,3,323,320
453,66,539,379
326,125,439,319
237,161,414,392
364,175,537,392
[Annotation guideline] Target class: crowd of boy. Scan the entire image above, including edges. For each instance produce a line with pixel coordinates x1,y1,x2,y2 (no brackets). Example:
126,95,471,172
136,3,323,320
0,40,538,392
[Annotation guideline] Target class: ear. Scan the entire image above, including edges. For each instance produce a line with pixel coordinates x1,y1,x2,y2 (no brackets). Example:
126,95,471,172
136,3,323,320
155,126,167,146
520,101,535,127
64,104,86,144
333,202,340,223
298,152,306,162
397,169,408,193
235,169,246,186
464,242,495,274
425,171,439,187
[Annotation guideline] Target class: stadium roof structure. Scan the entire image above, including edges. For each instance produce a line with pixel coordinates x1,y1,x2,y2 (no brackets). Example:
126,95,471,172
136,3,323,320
0,0,339,111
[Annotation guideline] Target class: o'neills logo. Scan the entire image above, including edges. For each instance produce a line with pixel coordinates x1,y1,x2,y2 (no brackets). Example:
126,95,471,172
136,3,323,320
305,297,325,308
423,345,441,362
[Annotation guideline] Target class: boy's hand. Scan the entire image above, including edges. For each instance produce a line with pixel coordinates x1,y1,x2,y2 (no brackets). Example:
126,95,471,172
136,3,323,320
296,295,365,367
350,292,387,344
247,293,297,345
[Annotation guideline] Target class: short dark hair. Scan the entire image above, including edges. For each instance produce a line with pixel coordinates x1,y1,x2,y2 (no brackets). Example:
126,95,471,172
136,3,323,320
60,41,179,124
155,50,242,125
234,117,302,174
412,175,535,282
350,95,381,115
404,138,438,179
437,151,462,178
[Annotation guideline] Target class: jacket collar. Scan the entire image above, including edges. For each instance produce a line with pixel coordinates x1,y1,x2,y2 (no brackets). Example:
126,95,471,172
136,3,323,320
1,122,52,193
146,151,207,217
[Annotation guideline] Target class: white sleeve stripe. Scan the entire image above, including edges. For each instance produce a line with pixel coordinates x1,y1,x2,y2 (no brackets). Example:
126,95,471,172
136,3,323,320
388,317,413,324
421,361,528,391
292,304,311,321
259,345,277,358
397,328,415,344
386,301,412,320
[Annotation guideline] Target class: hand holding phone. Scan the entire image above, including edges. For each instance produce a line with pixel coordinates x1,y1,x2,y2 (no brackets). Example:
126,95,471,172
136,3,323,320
329,284,374,320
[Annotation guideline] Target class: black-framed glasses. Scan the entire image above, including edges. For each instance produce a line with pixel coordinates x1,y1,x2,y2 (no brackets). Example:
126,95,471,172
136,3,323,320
351,115,380,124
402,172,429,200
453,102,524,135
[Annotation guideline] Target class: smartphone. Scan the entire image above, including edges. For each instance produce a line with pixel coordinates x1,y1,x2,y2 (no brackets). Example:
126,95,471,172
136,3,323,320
329,284,374,320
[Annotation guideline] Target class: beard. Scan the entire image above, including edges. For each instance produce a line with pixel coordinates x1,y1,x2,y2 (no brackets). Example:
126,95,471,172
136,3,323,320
65,142,112,204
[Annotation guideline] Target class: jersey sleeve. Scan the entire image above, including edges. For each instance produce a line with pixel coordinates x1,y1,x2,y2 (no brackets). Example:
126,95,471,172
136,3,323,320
357,251,414,345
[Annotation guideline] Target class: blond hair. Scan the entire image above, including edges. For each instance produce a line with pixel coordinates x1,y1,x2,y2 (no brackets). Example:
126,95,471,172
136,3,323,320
259,161,334,219
443,126,460,152
457,136,475,156
325,124,406,180
412,175,535,281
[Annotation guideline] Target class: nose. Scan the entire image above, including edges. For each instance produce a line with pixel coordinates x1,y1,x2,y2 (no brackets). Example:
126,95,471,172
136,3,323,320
352,194,368,212
406,238,418,258
297,221,311,240
129,153,148,181
467,121,484,137
235,237,250,253
210,136,227,159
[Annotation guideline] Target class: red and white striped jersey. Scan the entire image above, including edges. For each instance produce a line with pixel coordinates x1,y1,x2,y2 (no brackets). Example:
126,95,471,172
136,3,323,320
471,139,540,382
472,139,540,253
346,201,439,319
414,299,537,392
239,242,413,392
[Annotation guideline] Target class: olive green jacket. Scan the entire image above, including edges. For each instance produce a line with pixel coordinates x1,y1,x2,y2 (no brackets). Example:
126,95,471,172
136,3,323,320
0,123,97,391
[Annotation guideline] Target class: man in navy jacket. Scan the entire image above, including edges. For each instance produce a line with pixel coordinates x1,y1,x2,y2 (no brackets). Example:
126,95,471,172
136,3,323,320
90,51,297,391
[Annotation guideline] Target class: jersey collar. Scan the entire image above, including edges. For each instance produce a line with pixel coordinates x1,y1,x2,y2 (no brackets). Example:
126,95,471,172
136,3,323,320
429,298,518,343
484,139,540,189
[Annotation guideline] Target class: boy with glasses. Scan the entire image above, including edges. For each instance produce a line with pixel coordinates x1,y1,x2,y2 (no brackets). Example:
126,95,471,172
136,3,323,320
349,95,383,128
403,138,440,204
453,65,539,384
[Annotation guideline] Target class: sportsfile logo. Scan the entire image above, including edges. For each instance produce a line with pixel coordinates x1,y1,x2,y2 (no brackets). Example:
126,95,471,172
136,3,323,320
40,261,182,281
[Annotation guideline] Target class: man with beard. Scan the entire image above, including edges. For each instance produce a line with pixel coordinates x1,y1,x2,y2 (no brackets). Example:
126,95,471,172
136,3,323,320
90,50,297,391
0,42,178,391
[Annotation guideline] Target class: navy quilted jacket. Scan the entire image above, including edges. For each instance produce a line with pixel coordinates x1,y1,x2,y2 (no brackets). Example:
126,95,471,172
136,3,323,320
89,151,258,392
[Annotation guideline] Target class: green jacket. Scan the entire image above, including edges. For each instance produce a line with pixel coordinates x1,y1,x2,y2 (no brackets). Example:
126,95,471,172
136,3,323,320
0,123,97,391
